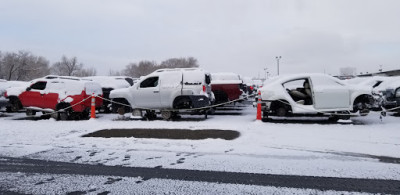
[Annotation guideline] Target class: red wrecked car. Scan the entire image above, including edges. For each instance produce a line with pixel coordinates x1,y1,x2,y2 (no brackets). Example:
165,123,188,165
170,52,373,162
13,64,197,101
211,72,244,104
13,76,103,120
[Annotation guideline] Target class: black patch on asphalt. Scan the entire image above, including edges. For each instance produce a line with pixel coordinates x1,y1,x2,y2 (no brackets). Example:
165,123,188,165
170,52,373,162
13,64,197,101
1,157,400,194
82,129,240,140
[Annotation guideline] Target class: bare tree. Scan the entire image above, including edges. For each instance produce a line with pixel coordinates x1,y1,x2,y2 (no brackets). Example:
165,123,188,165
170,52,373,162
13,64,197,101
121,57,199,78
108,69,122,76
123,61,158,77
160,57,199,68
0,50,49,81
50,56,83,76
75,67,97,77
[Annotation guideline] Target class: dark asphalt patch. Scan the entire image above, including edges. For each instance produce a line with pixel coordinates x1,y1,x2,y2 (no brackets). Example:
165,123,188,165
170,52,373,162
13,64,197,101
1,157,399,194
82,129,240,140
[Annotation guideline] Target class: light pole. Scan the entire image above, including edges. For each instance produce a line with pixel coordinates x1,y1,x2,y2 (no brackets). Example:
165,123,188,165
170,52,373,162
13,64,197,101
276,56,282,76
263,67,268,80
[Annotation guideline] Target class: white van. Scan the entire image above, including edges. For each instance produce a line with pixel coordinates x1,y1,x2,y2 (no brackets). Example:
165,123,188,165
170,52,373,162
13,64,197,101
110,68,214,120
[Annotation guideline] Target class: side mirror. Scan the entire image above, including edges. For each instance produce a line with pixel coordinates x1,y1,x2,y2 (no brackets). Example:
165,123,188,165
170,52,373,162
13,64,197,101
26,87,31,91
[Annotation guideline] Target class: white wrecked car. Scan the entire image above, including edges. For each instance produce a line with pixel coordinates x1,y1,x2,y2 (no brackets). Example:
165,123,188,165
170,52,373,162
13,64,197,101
84,76,135,113
382,80,400,113
258,73,374,121
110,68,214,120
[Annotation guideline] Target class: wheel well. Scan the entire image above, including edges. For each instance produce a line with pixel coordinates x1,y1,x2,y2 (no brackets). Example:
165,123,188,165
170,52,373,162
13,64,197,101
353,94,374,111
111,98,131,113
56,102,71,110
270,100,292,111
213,90,228,103
6,96,23,111
173,96,192,109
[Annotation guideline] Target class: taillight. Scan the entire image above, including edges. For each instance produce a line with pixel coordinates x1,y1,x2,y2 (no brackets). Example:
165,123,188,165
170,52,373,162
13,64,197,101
4,91,7,98
203,85,206,92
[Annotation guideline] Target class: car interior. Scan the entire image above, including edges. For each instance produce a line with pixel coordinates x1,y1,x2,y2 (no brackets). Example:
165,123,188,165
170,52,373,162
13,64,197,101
283,79,313,105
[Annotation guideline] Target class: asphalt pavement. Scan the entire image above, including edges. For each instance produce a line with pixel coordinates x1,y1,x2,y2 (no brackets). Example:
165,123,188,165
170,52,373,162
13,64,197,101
1,157,399,194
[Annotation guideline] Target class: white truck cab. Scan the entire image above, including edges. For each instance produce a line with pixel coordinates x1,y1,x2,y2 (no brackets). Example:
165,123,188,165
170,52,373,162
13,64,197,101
110,68,214,120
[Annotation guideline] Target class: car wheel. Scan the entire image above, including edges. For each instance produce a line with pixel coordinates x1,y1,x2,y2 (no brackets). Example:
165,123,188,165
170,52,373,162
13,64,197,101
26,109,36,116
41,112,51,119
59,112,69,121
328,115,340,122
161,111,172,120
55,103,71,121
145,110,157,120
276,107,287,117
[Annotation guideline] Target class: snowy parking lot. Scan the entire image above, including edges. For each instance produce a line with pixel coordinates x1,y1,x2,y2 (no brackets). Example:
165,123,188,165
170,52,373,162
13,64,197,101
1,104,400,194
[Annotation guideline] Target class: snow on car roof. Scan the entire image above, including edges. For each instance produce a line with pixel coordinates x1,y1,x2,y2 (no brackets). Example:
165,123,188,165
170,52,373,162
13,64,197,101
84,76,131,89
211,72,242,84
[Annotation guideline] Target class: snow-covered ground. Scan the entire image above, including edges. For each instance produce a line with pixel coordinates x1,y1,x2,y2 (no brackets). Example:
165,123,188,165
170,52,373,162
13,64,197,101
0,105,400,194
1,105,399,179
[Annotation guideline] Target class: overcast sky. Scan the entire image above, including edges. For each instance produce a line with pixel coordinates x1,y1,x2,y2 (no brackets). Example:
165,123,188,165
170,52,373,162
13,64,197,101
1,0,400,78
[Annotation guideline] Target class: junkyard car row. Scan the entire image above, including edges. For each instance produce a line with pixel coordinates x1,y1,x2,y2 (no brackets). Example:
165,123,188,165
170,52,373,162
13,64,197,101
1,68,400,121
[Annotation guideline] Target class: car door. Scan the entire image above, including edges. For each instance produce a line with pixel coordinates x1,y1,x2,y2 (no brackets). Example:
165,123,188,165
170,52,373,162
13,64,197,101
20,81,47,108
133,76,161,108
311,75,350,109
159,71,183,107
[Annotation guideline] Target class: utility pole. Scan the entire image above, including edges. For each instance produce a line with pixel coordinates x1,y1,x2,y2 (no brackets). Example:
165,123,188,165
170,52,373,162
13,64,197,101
276,56,282,75
264,67,268,80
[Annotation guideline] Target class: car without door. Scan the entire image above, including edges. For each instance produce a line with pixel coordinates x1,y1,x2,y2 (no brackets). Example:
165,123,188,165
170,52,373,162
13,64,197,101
12,76,103,120
344,76,399,111
110,68,214,120
1,80,30,112
84,76,136,113
258,73,374,122
382,80,400,114
211,72,244,104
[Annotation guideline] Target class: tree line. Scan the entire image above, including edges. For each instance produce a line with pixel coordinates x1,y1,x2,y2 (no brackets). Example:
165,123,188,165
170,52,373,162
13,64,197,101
0,50,96,81
0,50,199,81
113,57,199,78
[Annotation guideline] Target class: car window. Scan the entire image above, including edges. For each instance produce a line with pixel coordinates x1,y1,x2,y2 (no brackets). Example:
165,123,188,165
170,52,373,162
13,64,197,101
205,74,211,85
30,81,47,90
372,81,383,88
140,77,159,88
125,78,134,86
283,79,308,90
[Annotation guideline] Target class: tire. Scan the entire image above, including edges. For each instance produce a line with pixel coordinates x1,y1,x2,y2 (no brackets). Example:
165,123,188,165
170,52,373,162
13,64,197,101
41,112,51,119
328,116,340,122
26,109,36,116
55,103,71,121
145,110,157,120
7,97,22,112
271,100,291,117
276,107,287,117
261,110,269,122
161,111,172,120
59,112,69,121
